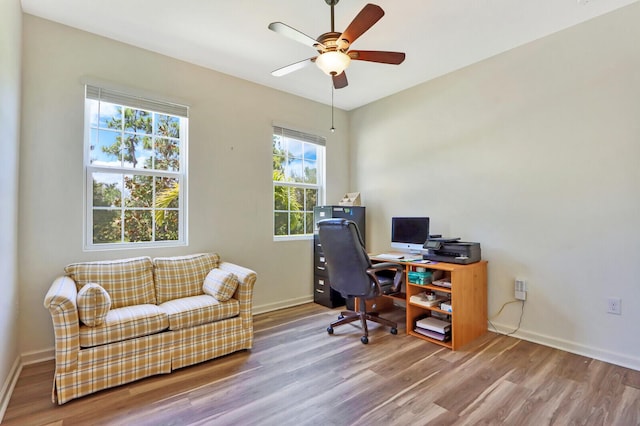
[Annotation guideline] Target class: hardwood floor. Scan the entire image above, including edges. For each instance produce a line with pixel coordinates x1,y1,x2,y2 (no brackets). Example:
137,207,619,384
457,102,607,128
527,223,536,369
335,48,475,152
4,303,640,425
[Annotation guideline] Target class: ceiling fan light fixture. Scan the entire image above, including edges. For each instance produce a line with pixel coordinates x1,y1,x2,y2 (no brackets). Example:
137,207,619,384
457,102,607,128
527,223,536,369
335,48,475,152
315,51,351,76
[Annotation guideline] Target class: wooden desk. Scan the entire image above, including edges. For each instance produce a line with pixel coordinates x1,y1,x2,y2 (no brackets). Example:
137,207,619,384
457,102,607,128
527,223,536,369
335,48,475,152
369,255,488,350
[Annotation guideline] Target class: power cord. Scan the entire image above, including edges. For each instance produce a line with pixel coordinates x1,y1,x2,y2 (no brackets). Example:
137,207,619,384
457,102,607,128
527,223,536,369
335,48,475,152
488,299,525,336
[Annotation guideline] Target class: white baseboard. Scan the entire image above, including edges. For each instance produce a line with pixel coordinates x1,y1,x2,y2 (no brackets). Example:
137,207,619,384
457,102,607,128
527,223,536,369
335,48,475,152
489,321,640,371
0,356,22,424
253,296,313,315
21,348,55,366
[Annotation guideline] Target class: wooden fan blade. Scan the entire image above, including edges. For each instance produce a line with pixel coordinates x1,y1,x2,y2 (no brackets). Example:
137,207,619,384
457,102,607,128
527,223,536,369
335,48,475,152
268,22,326,50
272,57,316,77
338,4,384,48
348,50,406,65
332,71,348,89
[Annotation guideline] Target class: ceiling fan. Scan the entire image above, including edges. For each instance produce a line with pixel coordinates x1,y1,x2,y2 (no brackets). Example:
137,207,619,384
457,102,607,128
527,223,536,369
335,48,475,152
268,1,406,89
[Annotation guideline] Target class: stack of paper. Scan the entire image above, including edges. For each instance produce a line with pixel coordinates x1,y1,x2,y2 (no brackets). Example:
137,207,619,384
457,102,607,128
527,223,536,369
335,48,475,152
415,317,451,341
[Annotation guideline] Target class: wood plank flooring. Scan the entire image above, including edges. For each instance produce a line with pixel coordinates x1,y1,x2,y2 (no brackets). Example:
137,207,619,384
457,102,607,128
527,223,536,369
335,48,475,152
4,303,640,425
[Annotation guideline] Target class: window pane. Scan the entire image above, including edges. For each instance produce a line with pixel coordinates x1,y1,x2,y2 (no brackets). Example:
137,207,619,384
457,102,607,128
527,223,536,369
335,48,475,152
124,175,153,208
135,135,154,169
88,99,100,127
122,134,153,169
91,129,121,166
100,103,122,129
305,188,317,210
287,139,303,159
156,210,179,241
286,159,304,183
124,210,153,242
305,212,314,234
291,187,304,211
304,159,317,184
155,114,180,139
124,108,152,134
274,212,289,236
92,173,122,207
272,135,284,154
93,210,120,244
303,143,317,161
155,138,180,171
274,184,288,211
273,155,286,178
290,212,304,235
156,177,179,208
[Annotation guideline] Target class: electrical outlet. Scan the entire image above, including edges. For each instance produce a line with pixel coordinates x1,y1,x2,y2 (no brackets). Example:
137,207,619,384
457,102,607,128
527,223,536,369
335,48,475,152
607,297,621,315
515,279,527,301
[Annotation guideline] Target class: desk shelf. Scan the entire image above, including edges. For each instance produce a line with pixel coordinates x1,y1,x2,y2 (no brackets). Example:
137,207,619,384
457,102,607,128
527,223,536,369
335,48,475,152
371,256,487,350
408,330,454,349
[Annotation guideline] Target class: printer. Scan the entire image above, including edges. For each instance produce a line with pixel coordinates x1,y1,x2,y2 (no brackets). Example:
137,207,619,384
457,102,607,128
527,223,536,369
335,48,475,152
422,239,481,264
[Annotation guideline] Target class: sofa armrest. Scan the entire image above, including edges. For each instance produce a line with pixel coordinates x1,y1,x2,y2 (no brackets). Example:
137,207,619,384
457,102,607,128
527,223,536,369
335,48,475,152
218,262,256,328
43,276,80,372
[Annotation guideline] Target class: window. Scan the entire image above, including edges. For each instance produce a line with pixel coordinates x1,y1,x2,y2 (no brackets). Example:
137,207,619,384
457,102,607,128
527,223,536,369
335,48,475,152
273,126,325,238
84,85,188,249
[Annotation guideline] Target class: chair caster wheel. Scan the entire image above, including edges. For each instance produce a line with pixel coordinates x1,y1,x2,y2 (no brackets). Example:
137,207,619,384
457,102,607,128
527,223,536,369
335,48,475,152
390,328,398,335
327,327,334,335
338,314,344,319
361,336,369,344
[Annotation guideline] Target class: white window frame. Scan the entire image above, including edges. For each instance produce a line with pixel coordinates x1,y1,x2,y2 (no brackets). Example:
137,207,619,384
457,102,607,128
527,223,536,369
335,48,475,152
272,125,326,241
83,84,189,251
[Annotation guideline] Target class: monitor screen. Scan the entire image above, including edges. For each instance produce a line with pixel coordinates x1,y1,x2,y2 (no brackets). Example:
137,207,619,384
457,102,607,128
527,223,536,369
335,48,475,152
391,217,430,253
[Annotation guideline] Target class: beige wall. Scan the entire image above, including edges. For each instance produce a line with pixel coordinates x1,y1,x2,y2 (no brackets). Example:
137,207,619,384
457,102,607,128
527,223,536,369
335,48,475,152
19,15,350,356
350,3,640,368
0,0,22,416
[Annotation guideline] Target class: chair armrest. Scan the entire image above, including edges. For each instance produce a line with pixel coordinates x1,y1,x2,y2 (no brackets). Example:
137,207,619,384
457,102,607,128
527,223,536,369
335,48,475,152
218,261,257,328
43,276,80,373
366,262,405,294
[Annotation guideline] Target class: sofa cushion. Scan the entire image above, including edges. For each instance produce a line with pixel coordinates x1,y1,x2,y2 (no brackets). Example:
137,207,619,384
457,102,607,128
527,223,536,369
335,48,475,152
153,253,220,304
77,283,111,327
159,295,240,331
202,269,239,302
65,257,156,309
78,304,169,348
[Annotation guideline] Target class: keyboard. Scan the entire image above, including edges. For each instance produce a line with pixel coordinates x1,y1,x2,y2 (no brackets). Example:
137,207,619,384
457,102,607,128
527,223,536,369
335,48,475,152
376,253,406,260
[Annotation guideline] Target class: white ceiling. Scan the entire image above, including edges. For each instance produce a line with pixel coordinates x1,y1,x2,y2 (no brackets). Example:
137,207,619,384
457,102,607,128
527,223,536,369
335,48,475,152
21,0,639,110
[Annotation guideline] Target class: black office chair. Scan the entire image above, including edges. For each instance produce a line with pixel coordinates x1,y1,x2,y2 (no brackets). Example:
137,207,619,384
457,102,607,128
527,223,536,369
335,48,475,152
317,218,404,344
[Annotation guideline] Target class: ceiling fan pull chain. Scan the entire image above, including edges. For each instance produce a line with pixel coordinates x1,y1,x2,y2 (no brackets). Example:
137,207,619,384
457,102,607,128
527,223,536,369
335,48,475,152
330,84,335,133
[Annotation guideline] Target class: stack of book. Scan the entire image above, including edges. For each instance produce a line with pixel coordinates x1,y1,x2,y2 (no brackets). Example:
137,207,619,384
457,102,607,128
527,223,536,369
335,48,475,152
409,293,447,308
414,317,451,341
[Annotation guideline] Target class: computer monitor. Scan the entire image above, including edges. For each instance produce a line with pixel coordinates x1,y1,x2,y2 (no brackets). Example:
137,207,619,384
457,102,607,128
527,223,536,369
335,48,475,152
391,217,430,254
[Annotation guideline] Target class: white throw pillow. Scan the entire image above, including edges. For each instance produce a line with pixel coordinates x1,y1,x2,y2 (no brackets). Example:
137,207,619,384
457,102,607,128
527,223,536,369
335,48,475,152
202,269,239,302
77,283,111,327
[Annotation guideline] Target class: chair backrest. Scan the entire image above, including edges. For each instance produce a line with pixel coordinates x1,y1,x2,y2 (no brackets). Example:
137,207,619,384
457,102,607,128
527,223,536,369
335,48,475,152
317,218,377,299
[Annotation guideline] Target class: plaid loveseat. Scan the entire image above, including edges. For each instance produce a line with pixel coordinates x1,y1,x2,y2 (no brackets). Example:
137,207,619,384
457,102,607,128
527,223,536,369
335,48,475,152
43,253,256,405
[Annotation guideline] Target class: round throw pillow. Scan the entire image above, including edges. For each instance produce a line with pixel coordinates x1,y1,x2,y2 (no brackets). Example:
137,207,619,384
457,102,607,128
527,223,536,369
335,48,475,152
77,283,111,327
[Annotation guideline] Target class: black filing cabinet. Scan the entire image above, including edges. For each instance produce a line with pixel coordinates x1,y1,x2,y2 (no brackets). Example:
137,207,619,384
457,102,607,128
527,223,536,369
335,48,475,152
313,205,366,308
